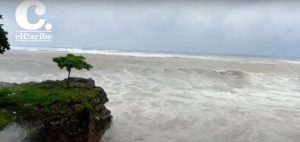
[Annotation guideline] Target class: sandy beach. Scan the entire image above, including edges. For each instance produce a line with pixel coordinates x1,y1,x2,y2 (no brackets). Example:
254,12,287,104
1,49,300,142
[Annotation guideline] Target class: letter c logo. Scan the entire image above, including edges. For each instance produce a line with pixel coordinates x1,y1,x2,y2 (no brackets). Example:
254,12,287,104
16,0,51,30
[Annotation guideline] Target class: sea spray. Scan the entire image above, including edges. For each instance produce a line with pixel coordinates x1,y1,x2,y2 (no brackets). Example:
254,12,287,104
0,123,27,142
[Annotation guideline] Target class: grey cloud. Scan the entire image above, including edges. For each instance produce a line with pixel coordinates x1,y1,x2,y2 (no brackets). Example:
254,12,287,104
1,0,300,58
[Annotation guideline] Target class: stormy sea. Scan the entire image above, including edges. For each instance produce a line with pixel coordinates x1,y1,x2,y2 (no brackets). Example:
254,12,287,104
0,48,300,142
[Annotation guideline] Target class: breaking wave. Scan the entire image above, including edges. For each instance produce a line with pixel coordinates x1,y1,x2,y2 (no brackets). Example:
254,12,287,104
11,46,300,64
217,69,248,77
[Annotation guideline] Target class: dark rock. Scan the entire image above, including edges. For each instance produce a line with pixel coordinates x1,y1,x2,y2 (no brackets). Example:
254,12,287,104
1,78,112,142
66,77,96,88
32,78,112,142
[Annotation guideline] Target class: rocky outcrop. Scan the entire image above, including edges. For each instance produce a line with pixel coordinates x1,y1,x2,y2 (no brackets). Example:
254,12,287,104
35,78,111,142
0,78,112,142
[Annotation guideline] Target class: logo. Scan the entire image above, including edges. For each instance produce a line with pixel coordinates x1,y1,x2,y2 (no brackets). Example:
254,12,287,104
15,0,52,42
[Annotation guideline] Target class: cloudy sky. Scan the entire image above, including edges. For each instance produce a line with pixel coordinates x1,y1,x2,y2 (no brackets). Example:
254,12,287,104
1,0,300,58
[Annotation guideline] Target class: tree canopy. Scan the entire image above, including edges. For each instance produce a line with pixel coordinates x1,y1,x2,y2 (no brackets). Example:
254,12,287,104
53,54,93,88
0,15,10,54
53,54,93,71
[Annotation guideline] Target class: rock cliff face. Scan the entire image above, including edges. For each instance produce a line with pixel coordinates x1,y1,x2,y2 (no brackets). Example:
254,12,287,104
0,78,112,142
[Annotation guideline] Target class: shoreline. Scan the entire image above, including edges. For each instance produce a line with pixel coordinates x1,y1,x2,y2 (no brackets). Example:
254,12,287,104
1,49,300,77
10,46,300,63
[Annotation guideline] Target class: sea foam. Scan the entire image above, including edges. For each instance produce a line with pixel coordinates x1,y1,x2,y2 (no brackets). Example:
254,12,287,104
1,50,300,142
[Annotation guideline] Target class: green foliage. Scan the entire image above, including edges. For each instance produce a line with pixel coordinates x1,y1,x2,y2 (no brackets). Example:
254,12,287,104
0,82,99,130
0,109,13,129
53,54,93,71
53,54,93,88
0,15,10,54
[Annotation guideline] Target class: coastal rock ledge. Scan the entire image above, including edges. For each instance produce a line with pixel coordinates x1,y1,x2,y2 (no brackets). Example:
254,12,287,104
0,78,112,142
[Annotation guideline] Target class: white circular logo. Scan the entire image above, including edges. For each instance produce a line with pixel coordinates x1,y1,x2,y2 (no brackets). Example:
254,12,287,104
16,0,51,31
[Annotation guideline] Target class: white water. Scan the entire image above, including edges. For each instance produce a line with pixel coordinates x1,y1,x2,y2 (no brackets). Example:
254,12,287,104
0,123,27,142
100,68,300,142
0,50,300,142
12,46,300,64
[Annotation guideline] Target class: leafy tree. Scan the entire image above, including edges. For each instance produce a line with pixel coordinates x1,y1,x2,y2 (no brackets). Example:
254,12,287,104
0,15,10,54
53,54,93,88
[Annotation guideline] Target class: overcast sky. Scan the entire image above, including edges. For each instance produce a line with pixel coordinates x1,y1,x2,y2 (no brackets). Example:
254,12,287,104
1,0,300,58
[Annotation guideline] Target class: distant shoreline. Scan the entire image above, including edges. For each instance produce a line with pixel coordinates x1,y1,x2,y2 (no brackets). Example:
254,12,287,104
9,46,300,63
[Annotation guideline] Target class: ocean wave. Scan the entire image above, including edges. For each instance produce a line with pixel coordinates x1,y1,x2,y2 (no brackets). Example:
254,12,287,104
279,60,300,64
217,69,249,77
168,68,250,79
12,46,177,58
11,46,299,64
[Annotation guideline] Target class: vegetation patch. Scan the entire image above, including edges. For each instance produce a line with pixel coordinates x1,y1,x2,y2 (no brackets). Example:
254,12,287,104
0,80,101,131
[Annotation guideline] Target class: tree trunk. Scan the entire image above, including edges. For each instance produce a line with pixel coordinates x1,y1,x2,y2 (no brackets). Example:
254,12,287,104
67,69,71,88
